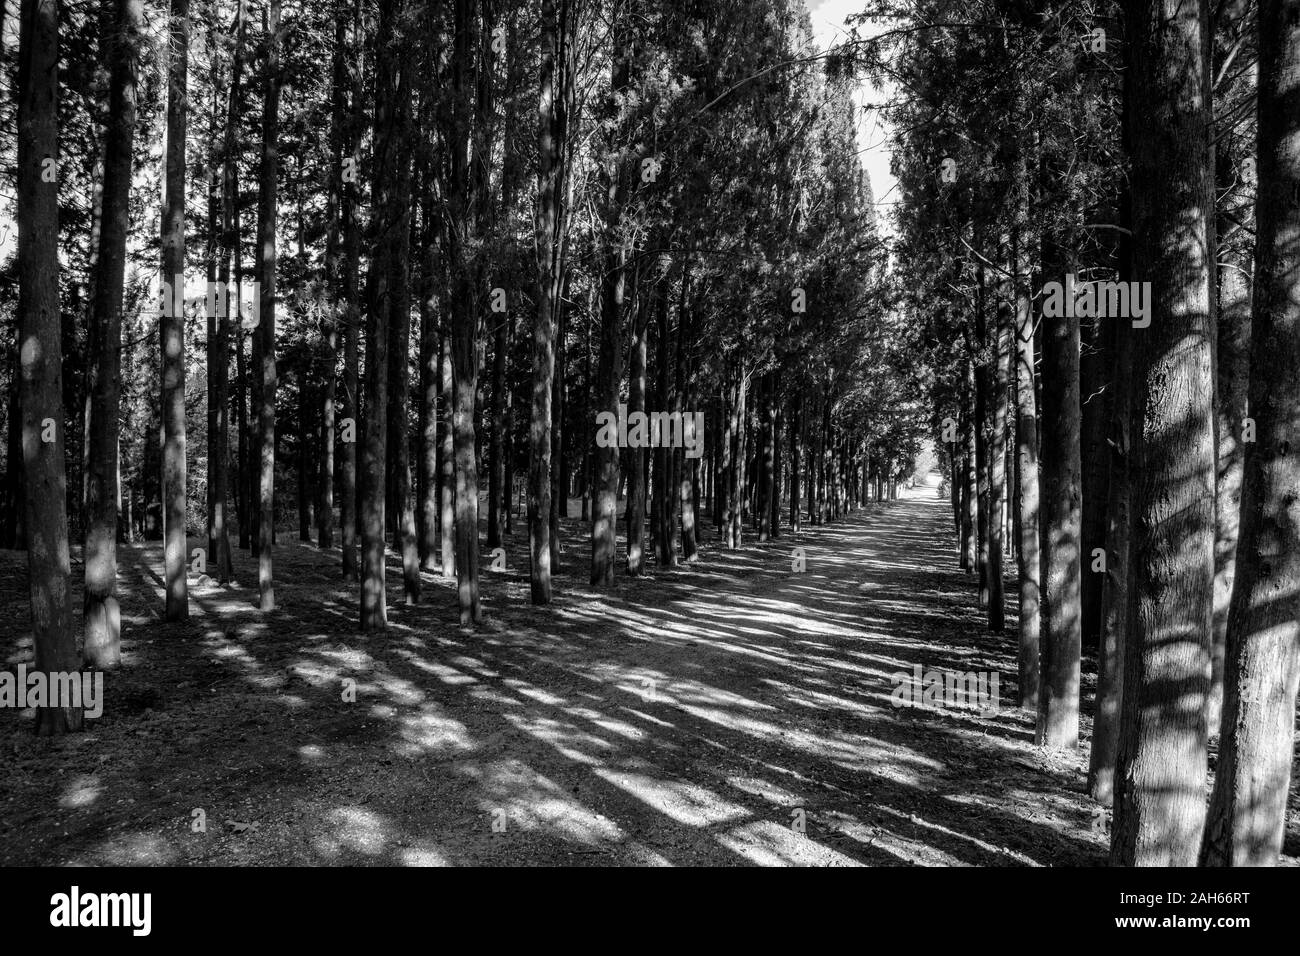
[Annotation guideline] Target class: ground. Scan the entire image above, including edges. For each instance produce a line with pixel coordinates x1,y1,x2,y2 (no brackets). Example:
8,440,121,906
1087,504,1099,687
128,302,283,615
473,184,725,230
3,479,1295,866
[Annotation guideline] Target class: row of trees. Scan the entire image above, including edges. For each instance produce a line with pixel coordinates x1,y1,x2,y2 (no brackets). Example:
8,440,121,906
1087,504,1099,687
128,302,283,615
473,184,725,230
4,1,925,732
877,0,1299,865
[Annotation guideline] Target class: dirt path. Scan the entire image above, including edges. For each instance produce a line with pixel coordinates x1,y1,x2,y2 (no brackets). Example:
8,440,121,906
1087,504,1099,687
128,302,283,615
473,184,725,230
3,488,1117,865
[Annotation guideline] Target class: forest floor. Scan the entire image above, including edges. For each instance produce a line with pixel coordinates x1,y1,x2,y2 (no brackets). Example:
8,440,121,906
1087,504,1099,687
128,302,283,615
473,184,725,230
3,478,1296,866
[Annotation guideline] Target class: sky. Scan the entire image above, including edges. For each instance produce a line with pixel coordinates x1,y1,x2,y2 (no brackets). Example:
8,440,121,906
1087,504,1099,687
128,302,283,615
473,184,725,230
805,0,898,232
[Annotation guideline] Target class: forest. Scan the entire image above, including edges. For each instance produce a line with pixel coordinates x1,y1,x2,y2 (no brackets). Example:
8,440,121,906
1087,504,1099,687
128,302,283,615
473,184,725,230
0,0,1297,872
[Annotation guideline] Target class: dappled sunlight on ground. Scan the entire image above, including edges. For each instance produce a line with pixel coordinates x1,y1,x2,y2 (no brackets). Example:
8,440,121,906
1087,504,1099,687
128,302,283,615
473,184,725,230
0,490,1187,866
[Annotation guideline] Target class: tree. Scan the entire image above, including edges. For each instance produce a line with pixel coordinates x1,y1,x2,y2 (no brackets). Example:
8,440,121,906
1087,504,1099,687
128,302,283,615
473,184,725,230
1036,238,1081,749
1011,196,1040,712
17,0,81,733
255,0,282,613
84,0,142,667
1112,0,1218,867
161,0,190,622
1200,0,1300,867
590,7,632,587
360,0,409,631
529,0,575,603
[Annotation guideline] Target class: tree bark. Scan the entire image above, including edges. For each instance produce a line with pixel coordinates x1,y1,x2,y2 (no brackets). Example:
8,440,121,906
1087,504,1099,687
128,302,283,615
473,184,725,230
1036,240,1082,749
988,263,1010,633
339,0,362,580
1200,0,1300,866
161,0,189,622
84,0,141,667
1112,0,1217,866
254,0,281,612
17,0,81,732
529,0,572,601
590,17,631,587
1012,222,1040,708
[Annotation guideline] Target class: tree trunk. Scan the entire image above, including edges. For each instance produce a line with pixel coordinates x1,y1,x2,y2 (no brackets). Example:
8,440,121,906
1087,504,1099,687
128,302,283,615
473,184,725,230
625,286,647,574
388,126,418,604
972,353,989,605
988,265,1010,633
1036,242,1082,749
1209,194,1253,735
590,18,631,586
1080,310,1110,654
17,0,81,733
298,363,313,541
161,0,189,622
317,4,347,553
550,280,567,572
339,0,362,580
1090,233,1134,803
1200,0,1300,866
529,0,570,599
654,274,675,565
1012,221,1039,707
255,0,281,612
789,396,801,533
417,146,440,571
84,0,140,667
448,0,481,624
1111,0,1217,866
360,0,408,630
439,313,455,577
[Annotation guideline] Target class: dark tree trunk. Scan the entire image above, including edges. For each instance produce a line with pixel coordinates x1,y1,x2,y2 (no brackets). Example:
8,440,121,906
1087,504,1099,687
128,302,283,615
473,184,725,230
439,314,455,577
987,264,1010,633
447,0,482,624
1200,0,1300,866
1036,240,1082,749
1080,311,1110,654
254,0,281,612
317,3,347,553
625,285,647,574
161,0,189,622
339,0,362,580
1112,0,1217,866
529,0,572,601
417,136,440,571
387,133,418,604
654,274,675,565
84,0,141,667
1090,211,1135,803
360,0,409,630
1209,172,1253,734
17,0,81,732
1011,214,1040,710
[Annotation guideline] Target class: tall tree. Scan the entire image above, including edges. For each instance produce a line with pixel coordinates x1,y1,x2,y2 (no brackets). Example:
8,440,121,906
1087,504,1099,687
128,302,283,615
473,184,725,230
1112,0,1218,866
1011,213,1040,711
530,0,574,603
1200,0,1300,867
1036,237,1082,749
17,0,81,733
445,0,484,624
255,0,282,612
161,0,189,622
360,0,407,630
590,7,631,586
83,0,142,667
339,0,363,581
